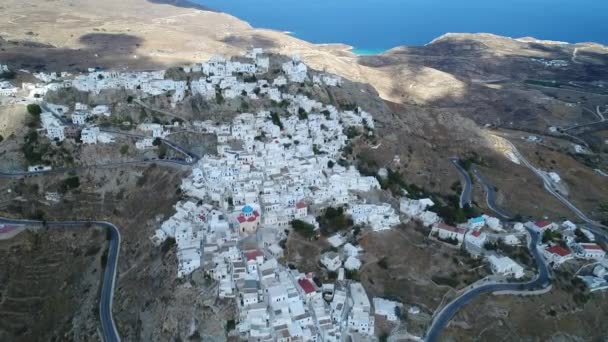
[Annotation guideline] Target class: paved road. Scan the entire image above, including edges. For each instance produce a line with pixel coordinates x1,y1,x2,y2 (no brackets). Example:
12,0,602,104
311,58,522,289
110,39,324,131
472,168,512,220
449,158,472,208
0,217,122,342
0,131,200,178
425,227,550,342
504,139,607,229
563,106,606,131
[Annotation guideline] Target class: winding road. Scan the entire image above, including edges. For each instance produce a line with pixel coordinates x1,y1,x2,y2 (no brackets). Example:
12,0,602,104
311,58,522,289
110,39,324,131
0,131,200,178
503,138,607,229
424,227,550,341
425,136,608,341
449,158,472,209
472,168,512,220
0,217,122,342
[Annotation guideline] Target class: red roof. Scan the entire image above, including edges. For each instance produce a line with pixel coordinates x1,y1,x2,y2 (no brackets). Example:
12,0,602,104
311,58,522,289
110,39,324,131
237,211,260,223
0,225,16,234
245,250,263,261
546,245,571,256
535,220,552,229
581,243,603,250
298,279,316,294
296,201,307,209
471,230,482,237
437,223,466,234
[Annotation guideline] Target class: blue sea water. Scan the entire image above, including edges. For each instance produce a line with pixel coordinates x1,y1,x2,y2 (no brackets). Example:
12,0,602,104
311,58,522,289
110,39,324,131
193,0,608,54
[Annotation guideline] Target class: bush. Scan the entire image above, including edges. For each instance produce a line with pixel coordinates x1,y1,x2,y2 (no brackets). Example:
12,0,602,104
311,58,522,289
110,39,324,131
126,95,134,103
298,107,308,120
378,257,389,269
27,104,42,116
62,176,80,192
318,206,352,235
291,220,315,238
161,237,176,254
345,269,359,280
158,144,168,159
270,112,283,129
119,144,129,155
226,319,236,332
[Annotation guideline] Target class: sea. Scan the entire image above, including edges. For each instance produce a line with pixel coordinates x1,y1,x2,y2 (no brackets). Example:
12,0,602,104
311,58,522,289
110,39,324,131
193,0,608,54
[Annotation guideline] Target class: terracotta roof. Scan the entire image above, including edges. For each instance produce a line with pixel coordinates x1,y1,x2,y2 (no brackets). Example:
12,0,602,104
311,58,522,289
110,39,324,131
296,201,307,209
581,243,603,250
245,250,263,261
471,230,482,237
298,279,316,294
546,245,571,256
535,220,552,228
0,225,15,233
437,223,466,234
237,216,246,223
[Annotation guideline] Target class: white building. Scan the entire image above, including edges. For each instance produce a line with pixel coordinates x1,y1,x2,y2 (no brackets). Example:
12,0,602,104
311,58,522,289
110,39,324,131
464,230,487,254
373,297,402,322
344,256,361,271
320,252,342,272
136,137,155,149
0,81,19,96
282,57,308,83
347,282,374,335
573,243,606,260
487,255,524,279
40,112,65,141
431,223,466,245
81,126,99,144
543,245,574,267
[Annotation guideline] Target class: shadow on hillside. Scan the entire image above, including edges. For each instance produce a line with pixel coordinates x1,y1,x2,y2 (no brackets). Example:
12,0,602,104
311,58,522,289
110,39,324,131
221,34,279,50
146,0,215,12
0,33,175,72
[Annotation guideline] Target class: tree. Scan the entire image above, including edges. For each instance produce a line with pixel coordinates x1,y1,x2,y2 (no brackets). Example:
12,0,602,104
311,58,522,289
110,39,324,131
270,112,283,129
27,104,42,116
378,257,389,269
0,135,3,143
119,144,129,155
126,95,134,104
291,220,316,238
574,228,590,243
215,90,225,104
327,160,334,168
158,144,168,159
298,107,308,120
61,176,80,192
152,137,162,146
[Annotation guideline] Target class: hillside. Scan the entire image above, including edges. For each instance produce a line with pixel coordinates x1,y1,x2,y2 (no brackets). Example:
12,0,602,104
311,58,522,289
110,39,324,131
1,0,608,341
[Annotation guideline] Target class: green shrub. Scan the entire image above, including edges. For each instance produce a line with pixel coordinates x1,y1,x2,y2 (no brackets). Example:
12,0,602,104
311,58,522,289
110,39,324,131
27,104,42,116
291,220,316,238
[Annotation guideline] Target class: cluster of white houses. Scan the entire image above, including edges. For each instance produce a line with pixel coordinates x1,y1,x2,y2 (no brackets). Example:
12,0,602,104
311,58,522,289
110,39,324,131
152,196,404,340
139,51,411,339
12,48,354,162
0,65,19,97
421,210,607,282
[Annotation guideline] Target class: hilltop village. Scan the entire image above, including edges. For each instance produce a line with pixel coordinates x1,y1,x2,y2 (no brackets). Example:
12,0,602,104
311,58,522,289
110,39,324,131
1,48,607,340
